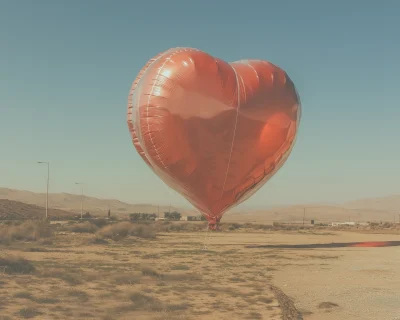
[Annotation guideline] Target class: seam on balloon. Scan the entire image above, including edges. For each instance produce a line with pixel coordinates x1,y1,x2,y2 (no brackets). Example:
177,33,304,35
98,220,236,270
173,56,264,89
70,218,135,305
145,50,183,170
128,57,161,125
135,47,211,221
128,49,175,151
220,66,241,201
241,60,259,82
145,48,200,171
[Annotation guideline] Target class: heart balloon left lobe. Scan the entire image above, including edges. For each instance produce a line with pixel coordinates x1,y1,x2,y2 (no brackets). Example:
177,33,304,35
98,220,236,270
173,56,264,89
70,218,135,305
127,47,301,224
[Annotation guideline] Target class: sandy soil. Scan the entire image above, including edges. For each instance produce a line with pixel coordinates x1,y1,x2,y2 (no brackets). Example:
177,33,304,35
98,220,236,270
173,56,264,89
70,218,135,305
269,232,400,320
0,230,284,320
0,227,399,319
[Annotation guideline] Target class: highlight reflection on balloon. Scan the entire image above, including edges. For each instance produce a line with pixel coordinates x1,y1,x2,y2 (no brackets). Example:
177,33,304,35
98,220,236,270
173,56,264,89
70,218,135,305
127,47,301,229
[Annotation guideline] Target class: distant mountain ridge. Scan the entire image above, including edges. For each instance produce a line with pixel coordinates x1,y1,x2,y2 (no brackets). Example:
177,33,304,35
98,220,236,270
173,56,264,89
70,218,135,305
344,195,400,211
0,199,74,220
0,187,398,222
0,187,194,216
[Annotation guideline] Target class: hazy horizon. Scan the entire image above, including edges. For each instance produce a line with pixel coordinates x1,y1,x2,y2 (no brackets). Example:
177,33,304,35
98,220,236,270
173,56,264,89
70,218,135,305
1,186,398,212
1,1,398,210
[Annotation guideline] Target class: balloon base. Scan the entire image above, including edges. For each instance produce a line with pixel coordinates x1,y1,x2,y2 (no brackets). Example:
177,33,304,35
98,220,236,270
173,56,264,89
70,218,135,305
208,223,220,231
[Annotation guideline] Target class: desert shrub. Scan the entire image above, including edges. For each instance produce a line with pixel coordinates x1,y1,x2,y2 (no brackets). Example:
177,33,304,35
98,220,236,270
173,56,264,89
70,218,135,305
0,255,35,274
2,220,22,226
17,307,42,318
85,235,108,245
228,223,241,231
249,223,274,231
39,268,82,285
67,221,98,233
318,302,339,309
157,222,206,232
129,292,163,311
0,220,52,243
89,218,109,228
129,291,190,313
271,222,304,230
135,224,158,238
96,222,156,241
141,266,161,277
14,291,34,299
113,273,141,285
381,222,393,228
65,290,90,302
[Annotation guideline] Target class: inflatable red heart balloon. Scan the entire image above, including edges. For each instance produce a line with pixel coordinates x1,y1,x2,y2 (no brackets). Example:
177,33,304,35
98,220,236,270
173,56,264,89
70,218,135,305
127,47,301,229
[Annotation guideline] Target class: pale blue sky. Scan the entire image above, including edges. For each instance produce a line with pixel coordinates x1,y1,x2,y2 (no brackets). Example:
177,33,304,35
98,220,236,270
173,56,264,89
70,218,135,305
1,0,398,208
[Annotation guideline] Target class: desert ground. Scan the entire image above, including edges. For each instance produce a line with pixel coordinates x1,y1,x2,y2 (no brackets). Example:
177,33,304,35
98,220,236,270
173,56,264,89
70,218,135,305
1,219,399,320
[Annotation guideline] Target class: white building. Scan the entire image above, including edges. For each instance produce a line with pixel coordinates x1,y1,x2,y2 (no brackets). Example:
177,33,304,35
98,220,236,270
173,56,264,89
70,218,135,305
331,222,356,227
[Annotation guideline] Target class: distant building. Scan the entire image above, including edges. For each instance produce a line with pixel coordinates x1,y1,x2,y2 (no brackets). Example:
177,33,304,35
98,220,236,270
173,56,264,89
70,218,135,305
180,216,200,221
331,222,356,227
188,216,202,221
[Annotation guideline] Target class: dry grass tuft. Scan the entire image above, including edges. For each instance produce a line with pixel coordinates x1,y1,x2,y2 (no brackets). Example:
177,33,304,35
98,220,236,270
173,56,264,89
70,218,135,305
163,272,201,282
128,291,191,313
0,220,52,244
13,291,33,299
0,255,35,274
39,268,82,285
129,292,163,311
157,222,206,232
89,218,109,228
65,289,90,302
170,264,190,271
246,312,263,319
14,291,60,304
66,221,98,233
258,297,274,304
140,266,201,283
34,296,60,304
85,235,109,245
113,273,141,285
227,223,242,231
16,307,42,319
24,247,49,252
141,266,161,277
318,301,339,309
96,222,157,241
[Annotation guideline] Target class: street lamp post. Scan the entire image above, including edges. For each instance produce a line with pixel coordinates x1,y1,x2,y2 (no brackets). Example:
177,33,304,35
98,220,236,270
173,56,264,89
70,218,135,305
37,161,50,219
75,182,84,219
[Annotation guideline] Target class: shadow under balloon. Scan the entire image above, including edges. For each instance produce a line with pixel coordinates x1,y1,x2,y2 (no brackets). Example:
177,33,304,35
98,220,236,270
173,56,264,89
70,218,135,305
245,241,400,249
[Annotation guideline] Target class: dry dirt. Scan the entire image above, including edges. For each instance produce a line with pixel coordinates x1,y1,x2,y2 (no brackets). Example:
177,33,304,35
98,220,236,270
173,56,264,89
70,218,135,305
269,231,400,320
0,225,399,319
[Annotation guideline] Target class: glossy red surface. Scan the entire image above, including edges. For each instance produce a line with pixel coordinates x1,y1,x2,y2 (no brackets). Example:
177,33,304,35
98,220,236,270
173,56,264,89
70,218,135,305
127,48,301,227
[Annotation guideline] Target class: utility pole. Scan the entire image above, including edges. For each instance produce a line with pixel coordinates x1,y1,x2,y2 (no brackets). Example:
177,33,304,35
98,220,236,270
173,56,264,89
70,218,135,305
37,161,50,219
303,207,306,226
